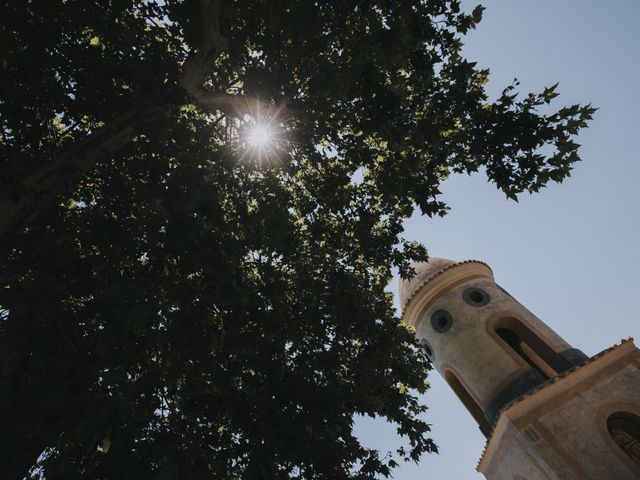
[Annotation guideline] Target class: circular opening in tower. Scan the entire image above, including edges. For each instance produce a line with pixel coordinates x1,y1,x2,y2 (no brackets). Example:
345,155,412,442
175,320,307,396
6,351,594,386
463,287,490,307
420,338,434,358
469,290,483,303
431,309,453,333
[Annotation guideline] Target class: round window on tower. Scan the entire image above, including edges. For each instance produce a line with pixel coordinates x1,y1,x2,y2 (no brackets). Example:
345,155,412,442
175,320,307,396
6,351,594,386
431,309,453,333
463,287,490,307
420,338,434,359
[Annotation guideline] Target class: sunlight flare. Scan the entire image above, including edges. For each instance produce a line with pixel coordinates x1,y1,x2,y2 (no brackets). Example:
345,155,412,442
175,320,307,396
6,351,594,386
246,125,273,148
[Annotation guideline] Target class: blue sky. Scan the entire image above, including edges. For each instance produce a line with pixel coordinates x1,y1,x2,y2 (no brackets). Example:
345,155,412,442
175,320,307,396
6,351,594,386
356,1,640,478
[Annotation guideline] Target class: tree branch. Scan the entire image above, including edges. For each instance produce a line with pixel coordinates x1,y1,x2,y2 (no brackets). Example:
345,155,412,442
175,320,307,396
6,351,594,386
0,106,165,241
0,0,289,242
178,0,283,118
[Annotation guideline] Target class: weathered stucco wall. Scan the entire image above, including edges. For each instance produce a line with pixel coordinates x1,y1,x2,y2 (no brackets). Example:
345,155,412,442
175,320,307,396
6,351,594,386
479,340,640,480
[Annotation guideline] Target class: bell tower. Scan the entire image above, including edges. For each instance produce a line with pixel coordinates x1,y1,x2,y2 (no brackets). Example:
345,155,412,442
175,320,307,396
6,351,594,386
400,257,640,480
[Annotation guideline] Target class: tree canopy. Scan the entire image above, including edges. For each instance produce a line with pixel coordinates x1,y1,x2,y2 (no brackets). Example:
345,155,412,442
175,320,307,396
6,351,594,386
0,1,594,479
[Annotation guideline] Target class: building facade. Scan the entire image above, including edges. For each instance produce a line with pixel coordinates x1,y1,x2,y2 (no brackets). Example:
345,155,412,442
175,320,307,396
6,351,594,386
399,258,640,480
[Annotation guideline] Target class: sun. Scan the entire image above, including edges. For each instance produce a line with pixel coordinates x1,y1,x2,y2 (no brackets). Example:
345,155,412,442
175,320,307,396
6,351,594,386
236,114,290,167
246,125,273,148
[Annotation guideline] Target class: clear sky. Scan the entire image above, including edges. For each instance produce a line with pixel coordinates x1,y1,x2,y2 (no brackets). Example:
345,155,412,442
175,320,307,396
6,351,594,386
355,1,640,478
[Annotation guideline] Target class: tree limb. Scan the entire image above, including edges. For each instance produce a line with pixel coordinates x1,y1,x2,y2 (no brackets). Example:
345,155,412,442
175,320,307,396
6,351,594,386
178,0,283,118
0,106,165,242
0,0,287,242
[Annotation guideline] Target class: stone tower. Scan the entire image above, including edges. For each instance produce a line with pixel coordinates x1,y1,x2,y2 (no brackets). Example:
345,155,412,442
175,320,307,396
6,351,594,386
399,258,640,480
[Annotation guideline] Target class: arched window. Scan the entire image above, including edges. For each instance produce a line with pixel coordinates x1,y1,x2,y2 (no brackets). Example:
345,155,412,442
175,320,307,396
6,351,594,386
494,318,572,379
608,412,640,468
444,369,492,437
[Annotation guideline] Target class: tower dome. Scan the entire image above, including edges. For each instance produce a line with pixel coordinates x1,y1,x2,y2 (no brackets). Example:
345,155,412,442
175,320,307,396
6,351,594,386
399,258,457,309
399,257,493,324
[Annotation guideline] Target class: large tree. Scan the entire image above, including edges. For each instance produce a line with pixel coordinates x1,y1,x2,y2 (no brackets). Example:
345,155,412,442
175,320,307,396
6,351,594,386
0,1,593,479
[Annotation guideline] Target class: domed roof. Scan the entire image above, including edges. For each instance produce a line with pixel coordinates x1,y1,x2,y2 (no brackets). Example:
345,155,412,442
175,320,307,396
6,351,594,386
399,258,456,309
399,257,492,312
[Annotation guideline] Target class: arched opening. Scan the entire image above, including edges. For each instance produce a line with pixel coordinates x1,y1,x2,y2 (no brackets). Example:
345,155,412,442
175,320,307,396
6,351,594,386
444,369,492,437
608,412,640,468
494,318,572,379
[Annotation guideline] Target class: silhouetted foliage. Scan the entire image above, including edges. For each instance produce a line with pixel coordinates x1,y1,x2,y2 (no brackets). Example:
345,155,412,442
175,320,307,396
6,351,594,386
0,1,594,478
